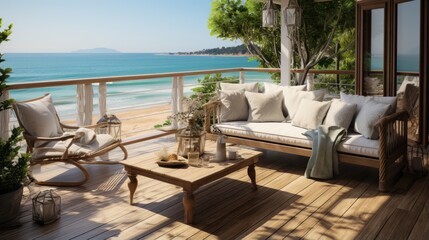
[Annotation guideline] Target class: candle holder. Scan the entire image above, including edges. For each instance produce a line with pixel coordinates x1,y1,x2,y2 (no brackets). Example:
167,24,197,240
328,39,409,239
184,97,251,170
32,189,61,225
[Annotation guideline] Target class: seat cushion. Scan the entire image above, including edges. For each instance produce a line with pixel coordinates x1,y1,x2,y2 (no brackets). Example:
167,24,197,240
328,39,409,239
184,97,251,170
214,122,379,158
32,133,117,160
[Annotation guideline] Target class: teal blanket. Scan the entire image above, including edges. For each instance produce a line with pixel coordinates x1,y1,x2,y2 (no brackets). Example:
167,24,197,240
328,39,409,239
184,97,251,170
304,125,346,179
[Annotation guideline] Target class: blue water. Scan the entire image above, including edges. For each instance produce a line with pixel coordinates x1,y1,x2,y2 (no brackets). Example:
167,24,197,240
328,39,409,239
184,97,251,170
371,54,420,72
5,53,269,117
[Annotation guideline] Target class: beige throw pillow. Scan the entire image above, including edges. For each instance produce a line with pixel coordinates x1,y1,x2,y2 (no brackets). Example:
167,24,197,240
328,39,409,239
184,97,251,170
292,99,331,129
14,94,63,137
219,89,248,122
323,99,357,129
245,91,285,122
220,82,259,92
354,99,390,139
284,89,325,120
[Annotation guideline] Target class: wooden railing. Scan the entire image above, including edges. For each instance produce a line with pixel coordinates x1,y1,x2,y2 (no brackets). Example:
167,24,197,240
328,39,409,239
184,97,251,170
1,67,279,143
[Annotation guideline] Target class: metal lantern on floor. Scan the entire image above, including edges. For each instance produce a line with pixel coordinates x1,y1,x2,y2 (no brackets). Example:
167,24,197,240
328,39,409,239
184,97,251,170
32,189,61,225
284,0,302,28
262,0,278,28
97,114,122,140
176,117,206,157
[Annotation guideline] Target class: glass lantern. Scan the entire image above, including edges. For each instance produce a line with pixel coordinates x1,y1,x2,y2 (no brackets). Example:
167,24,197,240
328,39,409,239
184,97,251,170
176,117,206,157
32,189,61,225
284,0,302,28
97,114,122,140
262,0,277,28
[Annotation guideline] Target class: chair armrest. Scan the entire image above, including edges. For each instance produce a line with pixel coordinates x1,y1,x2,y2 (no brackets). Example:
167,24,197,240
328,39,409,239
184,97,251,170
60,122,108,130
25,133,76,142
204,101,221,133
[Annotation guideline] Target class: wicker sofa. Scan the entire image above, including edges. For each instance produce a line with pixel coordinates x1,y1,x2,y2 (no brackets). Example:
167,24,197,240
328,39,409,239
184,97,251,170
203,89,409,192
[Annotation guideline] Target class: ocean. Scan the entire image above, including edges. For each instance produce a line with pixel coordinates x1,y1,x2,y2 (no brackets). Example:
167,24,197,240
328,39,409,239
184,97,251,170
5,53,270,118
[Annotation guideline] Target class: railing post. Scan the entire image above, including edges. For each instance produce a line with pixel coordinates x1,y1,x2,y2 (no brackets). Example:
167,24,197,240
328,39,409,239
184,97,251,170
239,71,245,84
177,76,184,128
306,73,315,91
76,84,85,126
99,82,107,117
171,77,178,129
84,83,93,125
0,90,10,140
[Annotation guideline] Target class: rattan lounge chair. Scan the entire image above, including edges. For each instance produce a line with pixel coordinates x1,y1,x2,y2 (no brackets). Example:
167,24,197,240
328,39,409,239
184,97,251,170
12,94,128,187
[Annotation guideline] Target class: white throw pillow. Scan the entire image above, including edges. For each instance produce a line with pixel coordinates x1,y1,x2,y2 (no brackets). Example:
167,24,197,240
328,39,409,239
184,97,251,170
219,89,248,122
292,99,331,130
264,83,306,117
263,82,306,94
354,99,390,139
220,82,259,92
284,89,325,120
14,94,63,137
323,99,357,130
245,91,285,122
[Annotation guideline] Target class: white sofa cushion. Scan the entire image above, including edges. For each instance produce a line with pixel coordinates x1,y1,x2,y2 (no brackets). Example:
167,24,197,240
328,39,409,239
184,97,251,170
245,91,285,122
284,89,325,120
214,121,379,158
354,99,390,139
323,99,357,129
292,99,331,129
264,83,307,117
220,82,259,92
219,89,248,122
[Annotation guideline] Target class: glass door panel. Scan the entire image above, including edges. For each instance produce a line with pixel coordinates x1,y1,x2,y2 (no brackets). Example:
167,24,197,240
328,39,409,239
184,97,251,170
395,0,420,142
363,8,385,96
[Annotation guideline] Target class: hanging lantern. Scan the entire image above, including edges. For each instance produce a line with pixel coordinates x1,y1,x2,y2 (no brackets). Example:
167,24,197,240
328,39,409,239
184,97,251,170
262,0,278,28
32,189,61,225
97,114,122,140
284,0,302,28
176,117,206,157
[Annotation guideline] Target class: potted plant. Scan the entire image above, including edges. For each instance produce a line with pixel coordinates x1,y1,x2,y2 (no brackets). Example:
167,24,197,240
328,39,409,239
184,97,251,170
0,18,30,225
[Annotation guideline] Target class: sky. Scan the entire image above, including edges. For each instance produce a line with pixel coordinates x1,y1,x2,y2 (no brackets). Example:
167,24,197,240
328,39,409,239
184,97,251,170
0,0,240,53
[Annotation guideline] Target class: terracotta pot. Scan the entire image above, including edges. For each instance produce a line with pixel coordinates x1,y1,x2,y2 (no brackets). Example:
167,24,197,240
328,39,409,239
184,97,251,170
0,185,23,225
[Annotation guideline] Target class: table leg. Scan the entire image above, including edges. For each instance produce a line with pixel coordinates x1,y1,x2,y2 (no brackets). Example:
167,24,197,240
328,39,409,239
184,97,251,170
183,190,195,224
127,173,138,205
248,164,257,190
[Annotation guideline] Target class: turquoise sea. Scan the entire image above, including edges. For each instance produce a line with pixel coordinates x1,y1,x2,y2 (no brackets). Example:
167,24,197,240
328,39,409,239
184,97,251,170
5,53,270,117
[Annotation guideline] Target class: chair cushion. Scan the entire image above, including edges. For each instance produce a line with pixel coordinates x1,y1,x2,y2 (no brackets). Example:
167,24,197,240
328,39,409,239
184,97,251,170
245,91,285,122
32,133,117,160
219,89,248,122
292,99,331,129
14,94,63,137
214,121,379,158
220,82,259,92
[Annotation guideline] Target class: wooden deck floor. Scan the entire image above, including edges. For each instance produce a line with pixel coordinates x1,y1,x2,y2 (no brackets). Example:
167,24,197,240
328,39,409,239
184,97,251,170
1,136,428,240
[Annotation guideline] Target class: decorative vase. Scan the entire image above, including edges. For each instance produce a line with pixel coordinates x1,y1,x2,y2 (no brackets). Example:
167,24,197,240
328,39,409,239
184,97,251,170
0,185,23,225
216,135,227,162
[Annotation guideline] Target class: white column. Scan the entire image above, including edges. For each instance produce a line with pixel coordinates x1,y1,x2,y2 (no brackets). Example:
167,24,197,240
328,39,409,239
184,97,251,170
239,71,245,84
98,82,107,117
84,83,93,125
281,0,291,86
76,84,85,126
171,77,178,129
0,90,10,140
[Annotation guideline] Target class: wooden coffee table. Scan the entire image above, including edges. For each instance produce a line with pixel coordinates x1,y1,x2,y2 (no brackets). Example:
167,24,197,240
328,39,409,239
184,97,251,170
121,141,262,224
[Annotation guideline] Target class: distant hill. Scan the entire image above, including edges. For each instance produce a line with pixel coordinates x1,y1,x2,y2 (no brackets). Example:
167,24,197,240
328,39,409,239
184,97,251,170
72,48,120,53
175,44,250,56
